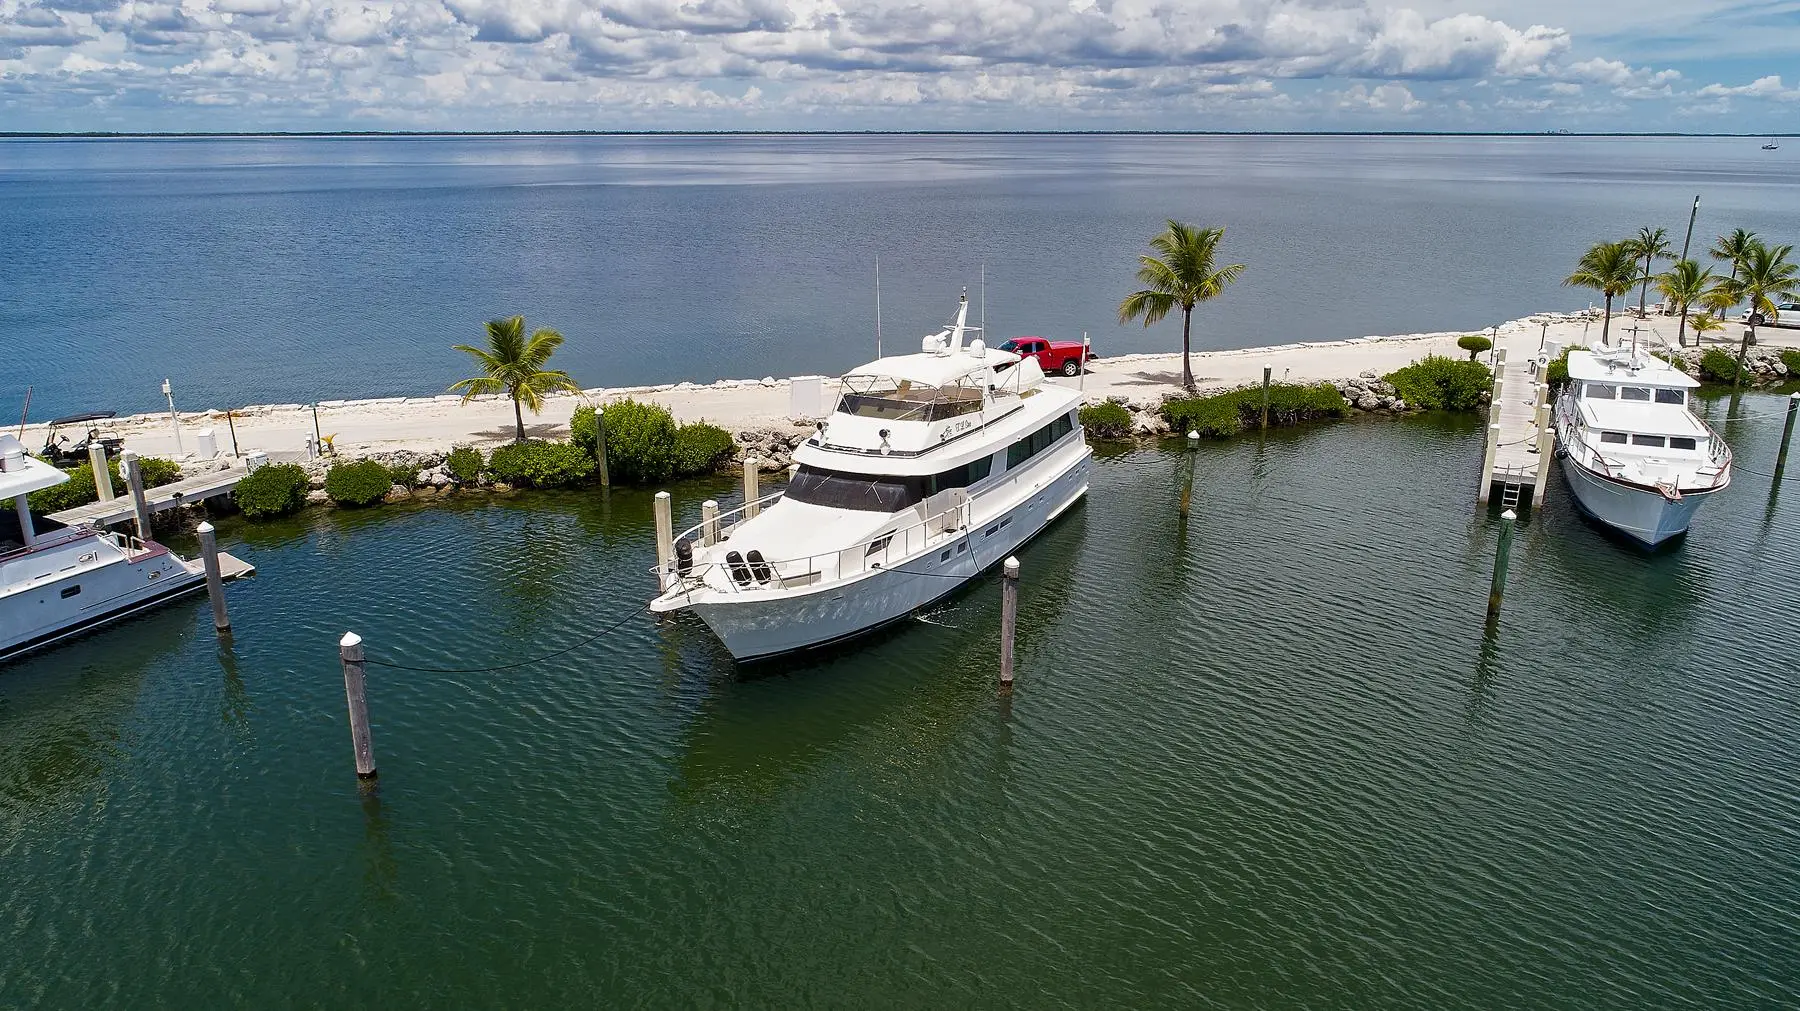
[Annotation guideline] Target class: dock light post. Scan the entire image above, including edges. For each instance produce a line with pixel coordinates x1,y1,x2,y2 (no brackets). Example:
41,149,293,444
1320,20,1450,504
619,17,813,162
162,378,184,456
1487,509,1517,621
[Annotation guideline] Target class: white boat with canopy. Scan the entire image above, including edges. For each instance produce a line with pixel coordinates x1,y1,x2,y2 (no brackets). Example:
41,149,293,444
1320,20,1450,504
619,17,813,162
650,291,1092,660
1553,346,1732,546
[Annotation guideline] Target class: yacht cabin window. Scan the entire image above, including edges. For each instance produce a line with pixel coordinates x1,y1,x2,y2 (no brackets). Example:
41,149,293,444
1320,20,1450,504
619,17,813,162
836,376,984,422
1007,413,1076,469
1655,389,1685,405
1586,383,1618,399
785,454,997,513
1600,431,1628,444
1631,434,1665,447
1670,436,1698,450
1620,386,1652,402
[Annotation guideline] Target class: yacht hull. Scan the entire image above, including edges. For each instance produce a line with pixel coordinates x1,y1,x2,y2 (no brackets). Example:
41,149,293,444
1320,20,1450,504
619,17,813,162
1,542,204,664
688,454,1089,661
1558,456,1716,547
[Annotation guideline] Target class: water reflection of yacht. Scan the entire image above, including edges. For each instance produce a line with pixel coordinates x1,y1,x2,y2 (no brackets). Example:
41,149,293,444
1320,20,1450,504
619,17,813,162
1553,347,1732,546
650,291,1091,661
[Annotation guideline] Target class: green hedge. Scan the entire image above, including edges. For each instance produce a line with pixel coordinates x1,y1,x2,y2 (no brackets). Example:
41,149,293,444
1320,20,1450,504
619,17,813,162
674,421,735,476
598,400,678,484
1079,401,1134,439
324,460,395,507
485,440,596,488
1162,383,1349,438
1545,348,1572,389
570,404,600,457
1384,356,1493,411
1697,348,1743,385
21,456,180,515
446,446,483,484
234,463,309,519
1781,349,1800,377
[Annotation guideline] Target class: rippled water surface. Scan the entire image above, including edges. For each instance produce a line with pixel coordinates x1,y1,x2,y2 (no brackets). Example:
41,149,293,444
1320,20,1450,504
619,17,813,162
4,408,1799,1006
4,134,1800,416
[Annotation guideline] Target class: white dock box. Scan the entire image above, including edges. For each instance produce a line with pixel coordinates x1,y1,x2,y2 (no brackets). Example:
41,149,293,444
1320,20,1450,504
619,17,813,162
195,428,218,458
245,450,268,473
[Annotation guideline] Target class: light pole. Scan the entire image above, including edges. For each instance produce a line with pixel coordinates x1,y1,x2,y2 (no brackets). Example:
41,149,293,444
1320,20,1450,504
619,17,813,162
162,378,184,456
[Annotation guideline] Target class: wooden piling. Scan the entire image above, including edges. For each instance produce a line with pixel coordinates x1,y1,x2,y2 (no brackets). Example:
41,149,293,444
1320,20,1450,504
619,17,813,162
744,456,761,518
701,499,721,546
339,632,377,779
1532,427,1555,508
1776,392,1799,481
1179,430,1199,516
196,521,229,632
653,491,674,581
1259,366,1272,430
87,441,115,503
999,556,1019,688
594,410,610,487
1486,509,1517,620
121,450,151,541
1477,423,1501,504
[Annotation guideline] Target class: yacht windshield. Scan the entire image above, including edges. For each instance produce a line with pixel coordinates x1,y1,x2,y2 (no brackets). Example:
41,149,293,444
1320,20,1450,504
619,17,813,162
836,375,984,422
784,464,924,512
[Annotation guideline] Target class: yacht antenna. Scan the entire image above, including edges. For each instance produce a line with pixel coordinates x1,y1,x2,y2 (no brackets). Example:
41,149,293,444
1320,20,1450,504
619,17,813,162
981,263,986,336
875,255,882,360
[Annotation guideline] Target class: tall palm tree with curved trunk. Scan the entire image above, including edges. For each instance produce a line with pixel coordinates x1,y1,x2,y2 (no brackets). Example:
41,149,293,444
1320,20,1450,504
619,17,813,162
1712,242,1799,381
1563,241,1638,347
1655,259,1714,347
450,316,580,442
1708,228,1759,286
1624,225,1671,316
1118,221,1246,391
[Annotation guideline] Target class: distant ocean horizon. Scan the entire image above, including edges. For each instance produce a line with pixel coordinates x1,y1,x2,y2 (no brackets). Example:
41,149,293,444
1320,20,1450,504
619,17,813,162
4,133,1796,417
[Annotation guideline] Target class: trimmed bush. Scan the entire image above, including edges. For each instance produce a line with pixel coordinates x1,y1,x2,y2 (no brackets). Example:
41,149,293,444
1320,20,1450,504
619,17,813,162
1079,401,1134,439
446,445,483,484
600,399,678,485
673,421,735,476
1384,356,1493,411
234,463,308,519
325,459,395,507
1457,334,1493,360
485,440,596,488
1162,383,1349,438
1698,348,1743,385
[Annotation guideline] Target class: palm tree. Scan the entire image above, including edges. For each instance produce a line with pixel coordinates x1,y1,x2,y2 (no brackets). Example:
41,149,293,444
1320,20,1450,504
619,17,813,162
1118,221,1247,391
1712,242,1799,381
449,316,579,442
1688,311,1723,345
1655,259,1714,347
1563,241,1639,347
1708,228,1760,286
1624,226,1671,317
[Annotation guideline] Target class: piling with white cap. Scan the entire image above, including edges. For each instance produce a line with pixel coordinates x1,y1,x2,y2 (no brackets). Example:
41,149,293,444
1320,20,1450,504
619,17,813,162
743,456,761,518
121,449,151,541
1487,510,1517,621
196,521,229,632
999,557,1020,689
653,491,674,584
88,441,116,503
339,632,377,779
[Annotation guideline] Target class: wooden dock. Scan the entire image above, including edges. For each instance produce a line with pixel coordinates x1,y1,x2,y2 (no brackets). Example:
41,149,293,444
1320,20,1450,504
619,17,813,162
1478,339,1556,512
49,461,251,528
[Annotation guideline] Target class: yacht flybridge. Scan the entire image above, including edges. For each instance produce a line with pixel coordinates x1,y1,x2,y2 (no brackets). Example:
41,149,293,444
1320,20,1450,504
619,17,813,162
650,291,1092,661
1,434,207,662
1553,346,1732,547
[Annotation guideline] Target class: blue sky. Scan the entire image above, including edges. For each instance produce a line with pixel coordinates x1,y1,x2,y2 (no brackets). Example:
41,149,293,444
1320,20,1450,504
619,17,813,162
1,0,1796,132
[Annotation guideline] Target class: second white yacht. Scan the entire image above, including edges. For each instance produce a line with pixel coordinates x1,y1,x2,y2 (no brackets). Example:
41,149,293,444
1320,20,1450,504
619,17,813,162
650,291,1092,660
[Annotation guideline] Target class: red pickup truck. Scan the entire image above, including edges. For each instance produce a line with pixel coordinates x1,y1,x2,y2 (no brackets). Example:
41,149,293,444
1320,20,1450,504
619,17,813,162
998,337,1097,377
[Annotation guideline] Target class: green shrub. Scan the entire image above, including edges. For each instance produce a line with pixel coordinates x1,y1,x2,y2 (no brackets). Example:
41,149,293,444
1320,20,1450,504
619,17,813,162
570,404,599,457
1780,349,1800,377
599,399,677,485
673,421,735,476
1457,334,1493,360
446,445,482,484
1545,347,1573,389
485,440,596,488
1698,348,1744,385
384,462,420,489
325,459,395,507
1652,351,1689,373
138,457,182,488
1079,401,1134,439
1162,383,1349,438
1384,355,1494,412
234,463,308,519
24,463,100,514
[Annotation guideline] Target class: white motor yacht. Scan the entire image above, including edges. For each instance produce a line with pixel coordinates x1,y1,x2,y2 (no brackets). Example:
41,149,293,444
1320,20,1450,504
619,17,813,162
650,291,1092,661
1,435,207,662
1553,347,1732,547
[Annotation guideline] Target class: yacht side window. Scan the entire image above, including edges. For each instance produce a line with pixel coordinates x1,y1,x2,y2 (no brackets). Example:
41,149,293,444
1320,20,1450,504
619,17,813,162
1631,434,1665,447
1586,383,1618,399
1654,389,1685,405
1620,387,1652,401
1669,436,1698,450
1600,431,1628,444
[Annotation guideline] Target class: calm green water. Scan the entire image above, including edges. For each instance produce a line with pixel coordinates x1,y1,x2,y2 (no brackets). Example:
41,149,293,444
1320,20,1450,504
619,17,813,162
4,406,1798,1007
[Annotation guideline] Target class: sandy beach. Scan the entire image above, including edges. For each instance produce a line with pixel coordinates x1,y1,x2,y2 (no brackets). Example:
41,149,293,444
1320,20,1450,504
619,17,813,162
26,310,1796,463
